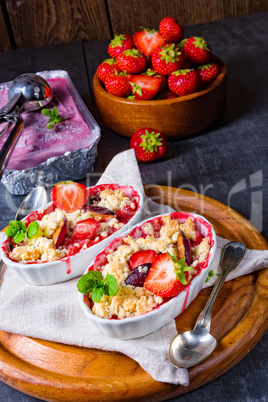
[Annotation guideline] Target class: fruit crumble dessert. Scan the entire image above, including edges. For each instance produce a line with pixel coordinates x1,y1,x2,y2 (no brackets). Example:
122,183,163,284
78,212,214,319
3,182,140,264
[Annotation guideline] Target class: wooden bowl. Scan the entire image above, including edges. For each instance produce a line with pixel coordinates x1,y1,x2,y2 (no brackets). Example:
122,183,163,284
93,55,227,139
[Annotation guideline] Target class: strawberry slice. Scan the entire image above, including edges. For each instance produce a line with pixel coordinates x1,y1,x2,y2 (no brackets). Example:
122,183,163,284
144,252,194,297
129,249,158,270
129,75,161,100
74,218,100,240
134,29,165,56
51,181,88,213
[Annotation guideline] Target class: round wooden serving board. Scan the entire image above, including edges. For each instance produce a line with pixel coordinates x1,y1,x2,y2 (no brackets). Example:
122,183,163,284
0,186,267,402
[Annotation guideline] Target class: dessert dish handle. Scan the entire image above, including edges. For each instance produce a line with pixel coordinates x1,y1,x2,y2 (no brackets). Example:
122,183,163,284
0,115,24,179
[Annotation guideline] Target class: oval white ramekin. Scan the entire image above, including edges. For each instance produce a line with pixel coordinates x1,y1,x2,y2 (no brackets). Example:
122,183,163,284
1,184,144,286
78,211,217,339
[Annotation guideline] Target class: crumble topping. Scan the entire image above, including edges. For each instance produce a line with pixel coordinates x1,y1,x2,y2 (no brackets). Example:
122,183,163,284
90,215,211,319
8,188,137,263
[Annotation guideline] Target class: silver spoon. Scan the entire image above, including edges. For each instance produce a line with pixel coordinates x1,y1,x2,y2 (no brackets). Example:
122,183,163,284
0,185,48,285
169,241,246,368
0,73,53,179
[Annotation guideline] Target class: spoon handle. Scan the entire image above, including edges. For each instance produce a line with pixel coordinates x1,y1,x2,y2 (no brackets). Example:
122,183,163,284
0,93,22,117
0,116,24,179
195,241,246,329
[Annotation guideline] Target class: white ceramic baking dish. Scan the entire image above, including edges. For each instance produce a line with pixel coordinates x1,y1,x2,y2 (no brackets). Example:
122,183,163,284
1,184,143,286
78,211,217,339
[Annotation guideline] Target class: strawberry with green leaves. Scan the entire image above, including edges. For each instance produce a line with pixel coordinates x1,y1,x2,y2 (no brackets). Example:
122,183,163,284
197,61,220,85
97,58,121,82
129,75,161,100
159,17,184,43
51,181,88,213
168,69,202,96
144,252,194,297
108,34,134,58
184,36,212,65
130,127,167,162
151,43,184,75
133,28,165,56
116,49,147,74
104,73,131,98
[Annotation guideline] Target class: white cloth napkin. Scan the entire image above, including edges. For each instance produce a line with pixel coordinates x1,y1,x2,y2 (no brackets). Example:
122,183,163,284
0,149,267,387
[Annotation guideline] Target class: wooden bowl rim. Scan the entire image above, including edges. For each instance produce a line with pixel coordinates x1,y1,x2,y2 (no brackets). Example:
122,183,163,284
93,55,227,105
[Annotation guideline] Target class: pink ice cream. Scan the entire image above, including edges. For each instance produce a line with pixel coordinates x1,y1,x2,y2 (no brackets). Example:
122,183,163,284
0,77,94,170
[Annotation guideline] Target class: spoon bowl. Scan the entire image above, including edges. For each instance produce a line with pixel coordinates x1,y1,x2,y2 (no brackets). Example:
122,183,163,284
169,241,246,368
0,185,48,285
15,185,48,221
170,326,217,368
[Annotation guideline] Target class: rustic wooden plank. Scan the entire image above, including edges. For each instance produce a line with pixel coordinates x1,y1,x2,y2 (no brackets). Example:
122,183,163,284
6,0,111,48
107,0,268,34
0,4,12,51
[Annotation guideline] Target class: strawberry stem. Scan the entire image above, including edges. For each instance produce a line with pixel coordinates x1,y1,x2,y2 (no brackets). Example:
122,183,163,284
140,130,163,153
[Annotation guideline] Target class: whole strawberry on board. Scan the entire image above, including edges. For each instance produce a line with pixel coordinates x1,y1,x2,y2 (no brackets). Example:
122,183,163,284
133,28,165,56
159,17,184,43
151,43,184,75
168,69,202,96
116,49,147,74
130,127,167,162
129,75,161,100
104,73,131,98
97,58,121,82
197,62,220,85
108,34,134,58
51,181,88,213
184,36,212,65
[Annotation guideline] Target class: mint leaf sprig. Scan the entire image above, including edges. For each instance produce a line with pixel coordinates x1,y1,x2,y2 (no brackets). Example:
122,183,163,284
205,269,220,283
41,106,63,129
167,251,195,285
5,220,40,243
77,271,118,303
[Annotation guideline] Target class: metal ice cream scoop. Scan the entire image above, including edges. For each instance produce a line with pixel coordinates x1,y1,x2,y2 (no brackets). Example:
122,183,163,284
0,73,53,178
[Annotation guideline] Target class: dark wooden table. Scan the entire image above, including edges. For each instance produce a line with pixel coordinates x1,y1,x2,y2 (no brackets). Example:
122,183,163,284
0,12,267,402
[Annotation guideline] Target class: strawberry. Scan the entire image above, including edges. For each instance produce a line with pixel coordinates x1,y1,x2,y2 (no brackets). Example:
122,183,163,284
144,252,193,297
74,218,100,240
151,43,184,75
197,62,220,85
97,58,121,82
116,49,147,74
108,34,134,58
159,17,183,43
130,127,167,162
157,89,178,100
51,181,88,213
184,36,212,65
104,74,131,98
178,38,187,51
143,68,167,94
168,69,202,96
129,250,158,270
133,28,165,56
129,75,161,100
